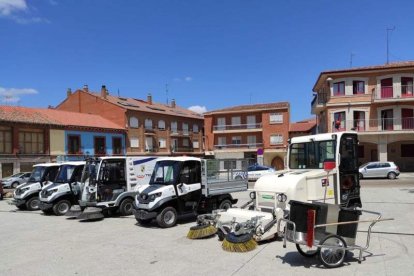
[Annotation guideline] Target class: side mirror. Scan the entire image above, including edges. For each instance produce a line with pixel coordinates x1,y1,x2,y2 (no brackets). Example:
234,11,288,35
323,161,336,171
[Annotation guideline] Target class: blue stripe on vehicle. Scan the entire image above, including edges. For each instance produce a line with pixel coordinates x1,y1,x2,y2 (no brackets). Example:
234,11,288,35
133,158,157,165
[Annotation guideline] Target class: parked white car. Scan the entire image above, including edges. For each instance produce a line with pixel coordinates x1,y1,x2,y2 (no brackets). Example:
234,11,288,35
247,164,275,181
359,161,400,179
0,172,31,188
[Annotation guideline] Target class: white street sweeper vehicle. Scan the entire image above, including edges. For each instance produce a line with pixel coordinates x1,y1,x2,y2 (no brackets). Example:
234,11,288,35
11,163,61,211
133,157,249,228
71,156,159,220
38,161,85,215
190,131,362,243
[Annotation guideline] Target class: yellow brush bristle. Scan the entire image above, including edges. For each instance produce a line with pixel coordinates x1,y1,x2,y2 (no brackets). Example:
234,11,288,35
222,238,257,252
187,225,217,239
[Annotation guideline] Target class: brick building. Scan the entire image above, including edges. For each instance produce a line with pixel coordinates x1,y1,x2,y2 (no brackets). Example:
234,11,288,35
289,118,317,139
0,106,125,178
204,102,290,170
56,85,204,156
312,61,414,171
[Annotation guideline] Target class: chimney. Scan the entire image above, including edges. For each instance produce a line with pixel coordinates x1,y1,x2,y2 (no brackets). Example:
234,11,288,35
147,93,152,105
171,99,176,108
67,88,72,97
101,85,107,99
83,84,89,92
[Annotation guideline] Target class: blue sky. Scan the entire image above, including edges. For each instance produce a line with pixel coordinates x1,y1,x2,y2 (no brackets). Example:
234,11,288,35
1,0,413,121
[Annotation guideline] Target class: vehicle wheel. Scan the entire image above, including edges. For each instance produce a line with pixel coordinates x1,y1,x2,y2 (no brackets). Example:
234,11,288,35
16,204,26,210
156,206,178,228
359,173,363,179
26,197,40,211
218,199,232,210
42,208,54,215
119,198,134,216
296,243,319,257
136,218,152,225
12,182,19,189
53,200,71,216
319,234,347,268
235,176,242,180
387,172,397,180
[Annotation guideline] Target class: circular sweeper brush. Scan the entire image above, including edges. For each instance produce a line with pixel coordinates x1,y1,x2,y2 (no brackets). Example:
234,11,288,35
222,232,257,253
187,224,217,239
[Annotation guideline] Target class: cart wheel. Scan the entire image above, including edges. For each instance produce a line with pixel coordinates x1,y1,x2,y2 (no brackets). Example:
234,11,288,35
319,234,347,268
296,243,319,257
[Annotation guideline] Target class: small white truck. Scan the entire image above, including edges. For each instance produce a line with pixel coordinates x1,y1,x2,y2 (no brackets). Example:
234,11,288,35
133,157,249,228
38,161,85,215
11,163,61,211
74,156,159,220
195,132,362,241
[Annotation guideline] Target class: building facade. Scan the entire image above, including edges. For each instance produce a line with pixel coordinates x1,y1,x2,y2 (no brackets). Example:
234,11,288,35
0,106,125,178
204,102,290,170
56,86,204,156
312,61,414,171
289,118,317,139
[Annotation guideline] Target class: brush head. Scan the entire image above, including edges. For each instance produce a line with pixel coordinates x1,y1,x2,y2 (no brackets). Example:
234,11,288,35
187,224,217,239
222,233,257,252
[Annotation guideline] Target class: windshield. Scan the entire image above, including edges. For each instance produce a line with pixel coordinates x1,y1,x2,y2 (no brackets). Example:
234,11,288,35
289,140,336,169
81,160,98,186
55,165,76,183
149,161,181,185
28,166,46,183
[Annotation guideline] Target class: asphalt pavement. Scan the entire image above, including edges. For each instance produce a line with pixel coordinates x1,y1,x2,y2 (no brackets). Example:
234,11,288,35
1,178,414,276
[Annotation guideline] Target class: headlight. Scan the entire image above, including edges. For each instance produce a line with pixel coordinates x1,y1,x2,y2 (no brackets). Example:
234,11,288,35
277,193,287,203
249,191,256,199
149,192,162,201
46,188,58,197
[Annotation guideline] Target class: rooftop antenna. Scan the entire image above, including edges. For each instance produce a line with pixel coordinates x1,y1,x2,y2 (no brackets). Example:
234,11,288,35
386,26,395,64
350,52,355,68
117,89,120,97
166,83,169,105
249,92,252,104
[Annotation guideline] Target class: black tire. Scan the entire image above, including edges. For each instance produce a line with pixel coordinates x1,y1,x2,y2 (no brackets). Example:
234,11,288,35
42,208,54,215
387,172,397,180
136,218,152,225
359,173,363,179
26,196,40,211
235,176,242,180
119,198,134,216
319,234,347,268
16,204,26,210
12,182,19,189
218,199,232,210
53,200,71,216
156,206,178,228
296,243,319,257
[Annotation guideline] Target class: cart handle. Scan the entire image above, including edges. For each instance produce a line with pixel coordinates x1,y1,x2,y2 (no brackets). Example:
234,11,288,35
314,218,394,228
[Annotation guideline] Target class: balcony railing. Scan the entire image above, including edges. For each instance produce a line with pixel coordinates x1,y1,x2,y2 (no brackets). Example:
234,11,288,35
332,117,414,132
171,147,194,152
373,85,414,100
213,143,263,149
213,123,262,131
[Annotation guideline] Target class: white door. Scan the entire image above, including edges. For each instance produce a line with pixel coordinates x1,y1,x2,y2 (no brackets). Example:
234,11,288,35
145,137,153,151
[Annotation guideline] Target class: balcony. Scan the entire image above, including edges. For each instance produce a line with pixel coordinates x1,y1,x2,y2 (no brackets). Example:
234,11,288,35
213,123,262,133
372,85,414,101
214,143,263,150
171,147,194,153
311,92,328,114
333,117,414,133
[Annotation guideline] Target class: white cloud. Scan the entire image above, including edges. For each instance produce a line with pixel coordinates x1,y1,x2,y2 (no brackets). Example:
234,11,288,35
184,77,192,82
0,0,49,24
188,105,207,114
173,76,193,82
0,0,27,16
0,86,38,103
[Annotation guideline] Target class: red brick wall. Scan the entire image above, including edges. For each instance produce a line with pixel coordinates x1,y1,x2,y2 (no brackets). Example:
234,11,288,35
262,108,290,148
204,116,213,150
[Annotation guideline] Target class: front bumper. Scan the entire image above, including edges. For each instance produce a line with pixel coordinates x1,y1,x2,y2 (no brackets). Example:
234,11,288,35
9,198,26,207
39,201,53,210
133,209,157,220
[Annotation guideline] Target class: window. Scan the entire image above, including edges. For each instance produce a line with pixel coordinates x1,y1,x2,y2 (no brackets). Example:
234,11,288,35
158,138,166,148
145,119,153,130
112,137,122,155
270,134,283,145
402,108,414,130
217,117,226,130
171,121,178,133
401,77,413,97
247,115,256,128
224,160,236,170
353,81,365,94
94,136,106,155
193,124,199,133
145,137,153,151
193,140,199,148
232,136,242,145
182,123,189,135
158,120,166,130
353,111,365,131
68,135,81,154
18,131,44,154
231,116,241,126
130,137,139,148
182,138,189,147
401,144,414,157
333,111,346,131
333,81,345,96
269,113,283,124
247,135,256,145
380,78,393,98
217,137,226,145
0,127,12,153
289,140,335,169
381,109,394,130
129,117,139,128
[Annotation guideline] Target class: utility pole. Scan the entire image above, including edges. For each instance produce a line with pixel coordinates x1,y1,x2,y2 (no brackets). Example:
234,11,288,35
386,26,395,64
166,83,169,105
